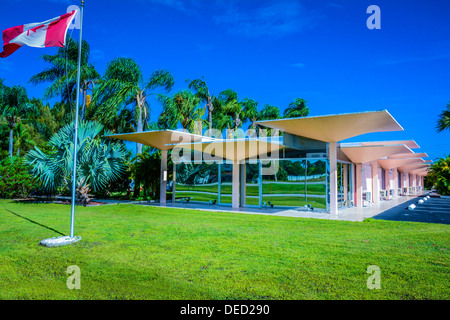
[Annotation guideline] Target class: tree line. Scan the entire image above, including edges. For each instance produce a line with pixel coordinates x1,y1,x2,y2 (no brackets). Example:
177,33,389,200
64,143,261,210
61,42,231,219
1,37,449,201
0,37,310,203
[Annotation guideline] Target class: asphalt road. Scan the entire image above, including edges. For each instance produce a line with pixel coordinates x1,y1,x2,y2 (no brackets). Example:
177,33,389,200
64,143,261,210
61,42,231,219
373,195,450,225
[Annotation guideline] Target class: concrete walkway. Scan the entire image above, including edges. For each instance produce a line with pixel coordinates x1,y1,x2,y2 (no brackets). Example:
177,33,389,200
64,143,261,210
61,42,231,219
135,194,428,222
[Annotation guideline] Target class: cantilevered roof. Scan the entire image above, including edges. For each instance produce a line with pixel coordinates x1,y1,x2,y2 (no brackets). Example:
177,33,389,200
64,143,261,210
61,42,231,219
105,130,212,151
388,152,429,159
409,168,429,176
255,110,403,143
357,140,420,149
339,144,412,164
397,164,430,173
377,158,425,170
170,138,285,162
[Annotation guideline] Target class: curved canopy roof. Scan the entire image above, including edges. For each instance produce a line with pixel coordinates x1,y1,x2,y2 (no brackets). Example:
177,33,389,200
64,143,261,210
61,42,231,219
255,110,403,143
169,138,285,162
388,152,429,159
105,130,211,151
377,158,425,170
339,144,412,164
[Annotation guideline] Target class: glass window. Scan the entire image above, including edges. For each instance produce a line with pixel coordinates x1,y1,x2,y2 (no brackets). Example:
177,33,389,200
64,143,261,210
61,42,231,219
174,162,219,204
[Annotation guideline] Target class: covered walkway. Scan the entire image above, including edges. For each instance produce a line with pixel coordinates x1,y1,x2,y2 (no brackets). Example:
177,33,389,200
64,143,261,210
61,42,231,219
142,193,427,222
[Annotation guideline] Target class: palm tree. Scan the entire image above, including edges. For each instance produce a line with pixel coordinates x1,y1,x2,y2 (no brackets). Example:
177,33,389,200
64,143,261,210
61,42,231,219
158,89,204,132
187,77,214,128
426,155,450,195
241,98,258,129
258,104,280,137
283,98,309,118
0,85,36,156
259,104,280,120
29,38,100,121
93,57,174,154
437,102,450,132
13,123,34,157
26,121,127,205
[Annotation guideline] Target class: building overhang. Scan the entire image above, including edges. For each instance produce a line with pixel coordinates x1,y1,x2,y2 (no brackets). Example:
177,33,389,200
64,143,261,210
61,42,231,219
377,158,425,170
105,130,212,151
388,152,429,159
397,164,430,173
255,110,403,143
338,144,412,164
170,138,285,162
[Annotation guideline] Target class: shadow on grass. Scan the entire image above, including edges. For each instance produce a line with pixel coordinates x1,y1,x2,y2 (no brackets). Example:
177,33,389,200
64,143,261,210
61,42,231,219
5,209,66,236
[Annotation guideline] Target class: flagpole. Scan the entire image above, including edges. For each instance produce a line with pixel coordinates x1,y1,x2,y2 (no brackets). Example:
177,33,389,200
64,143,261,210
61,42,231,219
70,0,84,238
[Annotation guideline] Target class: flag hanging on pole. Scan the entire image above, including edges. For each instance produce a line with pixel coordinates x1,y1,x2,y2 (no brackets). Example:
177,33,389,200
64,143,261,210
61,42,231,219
0,10,77,58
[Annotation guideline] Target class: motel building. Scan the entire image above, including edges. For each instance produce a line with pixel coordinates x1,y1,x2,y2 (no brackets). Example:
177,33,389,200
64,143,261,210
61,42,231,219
107,110,431,215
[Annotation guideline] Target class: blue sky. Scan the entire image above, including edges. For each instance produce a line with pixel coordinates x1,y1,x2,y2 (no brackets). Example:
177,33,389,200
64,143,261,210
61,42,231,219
1,0,449,160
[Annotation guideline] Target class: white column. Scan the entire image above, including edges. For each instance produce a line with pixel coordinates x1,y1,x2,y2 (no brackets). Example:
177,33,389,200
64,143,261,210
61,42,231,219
232,160,240,209
384,168,390,195
329,142,338,214
372,161,380,204
356,163,363,207
343,164,348,206
240,162,246,208
393,169,398,197
160,149,168,204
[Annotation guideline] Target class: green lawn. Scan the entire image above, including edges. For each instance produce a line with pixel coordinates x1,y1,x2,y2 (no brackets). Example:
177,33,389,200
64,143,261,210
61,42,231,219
0,199,448,300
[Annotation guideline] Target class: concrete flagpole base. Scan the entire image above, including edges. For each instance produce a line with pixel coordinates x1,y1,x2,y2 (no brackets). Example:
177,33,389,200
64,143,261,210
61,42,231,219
40,236,82,247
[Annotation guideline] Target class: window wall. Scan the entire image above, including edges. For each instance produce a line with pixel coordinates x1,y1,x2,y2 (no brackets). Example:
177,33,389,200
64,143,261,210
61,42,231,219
174,161,219,204
337,162,354,208
260,158,328,210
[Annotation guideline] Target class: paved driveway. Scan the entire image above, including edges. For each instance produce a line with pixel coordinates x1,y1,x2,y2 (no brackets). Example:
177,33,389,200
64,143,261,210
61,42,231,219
373,196,450,225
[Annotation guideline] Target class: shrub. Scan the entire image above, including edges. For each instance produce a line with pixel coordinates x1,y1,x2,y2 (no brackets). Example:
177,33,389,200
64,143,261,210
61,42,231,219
0,156,36,198
426,155,450,195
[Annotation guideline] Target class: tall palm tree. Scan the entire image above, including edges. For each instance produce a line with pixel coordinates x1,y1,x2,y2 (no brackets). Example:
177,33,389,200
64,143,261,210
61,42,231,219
0,85,36,156
29,38,100,121
158,90,204,132
258,104,280,137
217,89,251,132
283,98,309,118
241,98,258,129
437,102,450,133
93,57,174,154
187,77,214,128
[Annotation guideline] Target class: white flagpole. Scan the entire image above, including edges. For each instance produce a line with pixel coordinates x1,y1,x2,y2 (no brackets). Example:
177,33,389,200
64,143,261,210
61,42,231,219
70,0,84,238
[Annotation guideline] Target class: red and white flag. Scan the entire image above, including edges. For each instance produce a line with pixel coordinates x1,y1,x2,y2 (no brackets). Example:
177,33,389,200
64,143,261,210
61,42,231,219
0,10,77,58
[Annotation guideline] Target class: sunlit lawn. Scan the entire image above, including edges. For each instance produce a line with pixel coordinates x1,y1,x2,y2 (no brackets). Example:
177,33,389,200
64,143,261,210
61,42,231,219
0,199,448,300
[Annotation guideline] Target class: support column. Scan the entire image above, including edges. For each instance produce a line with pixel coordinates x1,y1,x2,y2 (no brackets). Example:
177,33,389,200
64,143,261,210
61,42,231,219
329,142,338,214
372,161,380,204
172,165,176,203
356,163,363,208
160,149,168,204
258,161,263,208
240,162,246,207
384,168,390,197
232,160,240,209
393,169,398,197
412,174,417,194
402,172,408,195
343,164,348,206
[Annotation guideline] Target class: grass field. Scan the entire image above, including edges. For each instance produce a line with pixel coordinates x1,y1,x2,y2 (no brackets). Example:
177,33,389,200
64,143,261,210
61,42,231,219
0,199,448,300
